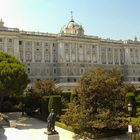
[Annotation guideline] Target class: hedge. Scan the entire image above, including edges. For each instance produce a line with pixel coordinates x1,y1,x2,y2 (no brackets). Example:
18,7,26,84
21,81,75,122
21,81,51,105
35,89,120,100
41,96,50,119
48,95,62,116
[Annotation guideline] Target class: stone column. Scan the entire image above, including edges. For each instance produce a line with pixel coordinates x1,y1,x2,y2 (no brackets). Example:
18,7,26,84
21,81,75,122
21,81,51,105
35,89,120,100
91,44,93,63
134,49,136,64
14,38,20,60
42,44,45,63
50,43,53,63
118,48,120,65
32,42,35,63
96,45,100,64
106,48,108,64
113,48,115,65
23,41,26,62
70,43,72,62
76,43,78,62
4,37,7,52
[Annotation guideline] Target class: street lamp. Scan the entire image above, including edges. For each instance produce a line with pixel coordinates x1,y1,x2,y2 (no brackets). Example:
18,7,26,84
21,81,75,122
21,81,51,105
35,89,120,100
128,103,133,140
128,103,133,113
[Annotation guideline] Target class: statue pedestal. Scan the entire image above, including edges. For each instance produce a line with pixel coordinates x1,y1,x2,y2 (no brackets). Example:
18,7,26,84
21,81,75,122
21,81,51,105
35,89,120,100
44,132,59,140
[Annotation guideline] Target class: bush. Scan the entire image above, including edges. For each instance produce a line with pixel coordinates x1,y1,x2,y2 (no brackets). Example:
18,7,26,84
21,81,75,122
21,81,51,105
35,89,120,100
23,90,41,115
1,101,13,112
70,93,77,102
41,96,50,119
48,95,62,116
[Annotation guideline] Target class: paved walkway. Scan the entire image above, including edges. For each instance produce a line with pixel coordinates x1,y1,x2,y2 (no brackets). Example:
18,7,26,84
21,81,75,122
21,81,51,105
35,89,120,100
0,112,129,140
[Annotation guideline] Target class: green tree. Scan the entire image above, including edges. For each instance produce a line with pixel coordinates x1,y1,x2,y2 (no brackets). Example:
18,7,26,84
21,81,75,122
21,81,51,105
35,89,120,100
23,80,62,114
0,51,30,111
31,80,62,96
62,67,128,136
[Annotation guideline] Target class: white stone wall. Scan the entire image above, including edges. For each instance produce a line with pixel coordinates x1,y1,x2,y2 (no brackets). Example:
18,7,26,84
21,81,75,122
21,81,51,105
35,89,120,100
1,27,140,84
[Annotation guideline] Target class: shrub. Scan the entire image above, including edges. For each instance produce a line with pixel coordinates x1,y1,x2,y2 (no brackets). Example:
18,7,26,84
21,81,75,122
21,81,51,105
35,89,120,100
48,95,62,116
41,96,50,119
23,90,41,115
1,101,13,112
70,92,77,102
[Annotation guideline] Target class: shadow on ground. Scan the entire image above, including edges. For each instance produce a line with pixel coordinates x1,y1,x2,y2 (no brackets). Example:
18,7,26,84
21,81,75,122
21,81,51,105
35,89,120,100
0,127,7,140
6,112,47,130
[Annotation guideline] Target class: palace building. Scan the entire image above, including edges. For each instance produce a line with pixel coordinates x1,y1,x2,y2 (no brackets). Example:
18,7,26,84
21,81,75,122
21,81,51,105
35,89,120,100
0,17,140,89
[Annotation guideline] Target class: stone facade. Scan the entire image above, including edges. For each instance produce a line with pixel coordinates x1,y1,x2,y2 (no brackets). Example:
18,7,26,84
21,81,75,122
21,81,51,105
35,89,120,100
0,18,140,88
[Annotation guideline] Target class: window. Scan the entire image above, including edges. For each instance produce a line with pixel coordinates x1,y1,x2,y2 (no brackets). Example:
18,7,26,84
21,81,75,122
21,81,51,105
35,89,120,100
53,68,56,74
0,38,2,42
27,68,30,73
67,78,70,82
8,39,12,42
37,42,39,46
65,43,69,46
45,43,48,46
80,68,84,74
19,41,22,45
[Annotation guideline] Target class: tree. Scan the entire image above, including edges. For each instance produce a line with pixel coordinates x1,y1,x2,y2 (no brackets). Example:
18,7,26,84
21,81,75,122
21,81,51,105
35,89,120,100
31,80,62,96
0,51,30,111
23,80,62,115
62,67,128,137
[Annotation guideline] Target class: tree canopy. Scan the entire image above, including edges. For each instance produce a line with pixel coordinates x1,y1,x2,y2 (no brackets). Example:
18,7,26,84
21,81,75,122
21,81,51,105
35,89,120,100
22,80,62,114
62,67,128,136
0,51,30,110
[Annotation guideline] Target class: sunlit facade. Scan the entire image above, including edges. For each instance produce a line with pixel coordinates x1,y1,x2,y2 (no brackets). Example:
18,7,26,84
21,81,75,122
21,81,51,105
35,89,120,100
0,17,140,88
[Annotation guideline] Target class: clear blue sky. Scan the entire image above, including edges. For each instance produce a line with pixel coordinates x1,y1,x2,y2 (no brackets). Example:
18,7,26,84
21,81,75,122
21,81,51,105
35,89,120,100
0,0,140,40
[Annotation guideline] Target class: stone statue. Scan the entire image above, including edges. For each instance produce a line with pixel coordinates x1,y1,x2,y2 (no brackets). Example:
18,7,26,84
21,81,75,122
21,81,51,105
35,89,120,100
46,109,57,134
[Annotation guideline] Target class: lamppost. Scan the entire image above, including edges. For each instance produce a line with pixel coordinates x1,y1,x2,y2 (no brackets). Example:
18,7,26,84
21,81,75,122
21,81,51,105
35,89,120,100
128,103,133,140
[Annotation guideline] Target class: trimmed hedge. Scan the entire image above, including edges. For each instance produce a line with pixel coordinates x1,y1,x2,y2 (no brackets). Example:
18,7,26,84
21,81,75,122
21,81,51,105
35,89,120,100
48,95,62,116
41,96,50,119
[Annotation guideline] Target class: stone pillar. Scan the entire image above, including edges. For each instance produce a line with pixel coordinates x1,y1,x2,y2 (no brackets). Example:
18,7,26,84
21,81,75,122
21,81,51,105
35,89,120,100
97,45,100,64
70,43,72,62
50,43,53,63
118,48,120,65
113,48,115,65
42,44,45,63
76,43,78,62
134,49,136,64
4,37,7,52
106,48,108,64
32,42,35,63
23,41,26,62
14,38,20,60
